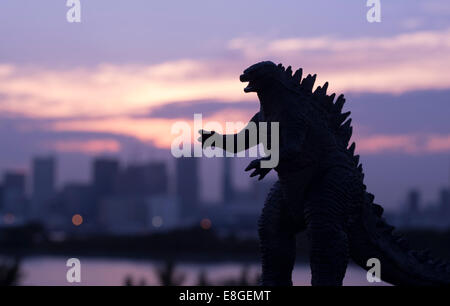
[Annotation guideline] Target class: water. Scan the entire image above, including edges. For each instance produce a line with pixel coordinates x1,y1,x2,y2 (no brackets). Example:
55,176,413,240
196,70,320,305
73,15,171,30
17,256,389,286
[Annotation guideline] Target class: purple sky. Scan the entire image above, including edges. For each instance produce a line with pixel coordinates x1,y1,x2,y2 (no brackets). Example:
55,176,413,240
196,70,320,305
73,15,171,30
0,0,449,211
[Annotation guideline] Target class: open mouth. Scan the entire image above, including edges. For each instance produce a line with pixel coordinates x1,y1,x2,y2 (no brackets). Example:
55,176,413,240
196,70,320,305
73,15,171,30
240,73,256,93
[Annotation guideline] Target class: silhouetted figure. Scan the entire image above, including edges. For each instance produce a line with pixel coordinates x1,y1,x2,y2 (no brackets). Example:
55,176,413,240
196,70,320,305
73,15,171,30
200,61,450,286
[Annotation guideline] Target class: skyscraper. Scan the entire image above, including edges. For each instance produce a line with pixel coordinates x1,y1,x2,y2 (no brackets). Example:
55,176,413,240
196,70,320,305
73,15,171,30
146,162,169,195
92,158,120,198
407,189,420,213
2,172,26,217
0,184,3,212
440,188,449,213
116,162,168,196
175,157,199,217
32,156,56,218
223,157,234,204
91,158,120,226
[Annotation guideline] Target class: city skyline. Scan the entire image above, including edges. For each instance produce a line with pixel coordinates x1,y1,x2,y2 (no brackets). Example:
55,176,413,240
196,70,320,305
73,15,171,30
0,153,274,234
1,1,450,210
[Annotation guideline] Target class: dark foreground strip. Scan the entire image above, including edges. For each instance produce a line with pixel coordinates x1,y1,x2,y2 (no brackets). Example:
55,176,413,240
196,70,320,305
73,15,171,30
1,286,446,305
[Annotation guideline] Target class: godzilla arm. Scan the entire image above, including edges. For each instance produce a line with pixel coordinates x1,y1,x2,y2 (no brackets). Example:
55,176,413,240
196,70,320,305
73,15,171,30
200,112,262,153
245,116,309,180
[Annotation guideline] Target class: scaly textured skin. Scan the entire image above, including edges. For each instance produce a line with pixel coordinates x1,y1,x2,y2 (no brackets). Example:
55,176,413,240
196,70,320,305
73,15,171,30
236,61,450,286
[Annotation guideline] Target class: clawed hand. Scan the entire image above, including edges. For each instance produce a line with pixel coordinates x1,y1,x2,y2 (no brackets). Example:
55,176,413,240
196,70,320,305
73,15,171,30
197,129,216,148
245,158,272,180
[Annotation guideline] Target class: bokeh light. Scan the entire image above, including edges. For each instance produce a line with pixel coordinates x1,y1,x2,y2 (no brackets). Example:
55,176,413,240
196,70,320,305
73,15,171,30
72,214,83,226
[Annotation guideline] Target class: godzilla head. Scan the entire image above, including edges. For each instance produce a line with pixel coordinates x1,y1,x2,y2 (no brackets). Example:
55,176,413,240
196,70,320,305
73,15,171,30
239,61,307,109
239,61,279,94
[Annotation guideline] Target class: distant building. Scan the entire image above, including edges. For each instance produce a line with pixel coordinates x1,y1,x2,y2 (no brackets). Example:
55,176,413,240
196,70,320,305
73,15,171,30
222,158,259,205
148,195,180,231
223,158,234,204
407,189,420,213
32,156,56,219
175,157,199,218
99,195,179,234
439,188,449,213
60,183,94,226
93,158,119,198
402,189,421,228
0,184,3,212
100,196,149,234
116,162,168,196
387,187,450,230
201,201,262,238
2,172,27,219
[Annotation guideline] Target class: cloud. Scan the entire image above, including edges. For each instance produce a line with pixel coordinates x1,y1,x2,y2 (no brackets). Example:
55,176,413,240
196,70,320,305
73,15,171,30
47,106,256,149
0,59,249,119
0,29,449,157
356,133,450,155
426,135,450,152
47,139,121,154
0,28,449,122
229,28,450,93
140,99,257,119
229,28,450,55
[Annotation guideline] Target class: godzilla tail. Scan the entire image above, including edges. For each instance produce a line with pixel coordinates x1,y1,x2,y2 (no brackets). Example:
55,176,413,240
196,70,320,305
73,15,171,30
348,192,450,286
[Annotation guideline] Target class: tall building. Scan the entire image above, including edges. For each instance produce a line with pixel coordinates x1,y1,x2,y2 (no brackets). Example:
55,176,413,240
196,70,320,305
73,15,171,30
92,158,119,198
407,189,420,213
91,158,120,226
32,156,56,218
175,157,199,217
0,184,3,211
116,162,168,196
439,188,449,213
61,183,94,223
2,172,26,217
146,162,169,195
223,157,234,204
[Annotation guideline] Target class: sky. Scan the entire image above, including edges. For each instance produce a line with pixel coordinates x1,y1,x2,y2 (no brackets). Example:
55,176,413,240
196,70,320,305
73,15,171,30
0,0,449,210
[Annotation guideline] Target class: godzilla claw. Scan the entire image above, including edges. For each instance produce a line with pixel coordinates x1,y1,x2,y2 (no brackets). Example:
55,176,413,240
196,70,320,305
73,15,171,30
245,159,259,171
246,158,272,180
198,129,216,148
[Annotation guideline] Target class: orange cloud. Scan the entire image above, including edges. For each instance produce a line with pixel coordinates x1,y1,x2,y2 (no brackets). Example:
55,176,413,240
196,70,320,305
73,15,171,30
0,59,247,119
1,29,449,156
48,139,121,154
0,28,449,122
47,107,257,150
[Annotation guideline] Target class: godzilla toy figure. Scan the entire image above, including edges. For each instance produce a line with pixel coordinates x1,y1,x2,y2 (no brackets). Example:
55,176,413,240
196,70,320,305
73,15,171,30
200,61,450,286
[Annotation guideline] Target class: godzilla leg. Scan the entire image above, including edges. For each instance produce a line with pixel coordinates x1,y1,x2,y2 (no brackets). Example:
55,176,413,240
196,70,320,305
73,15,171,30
303,170,350,286
258,181,303,286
